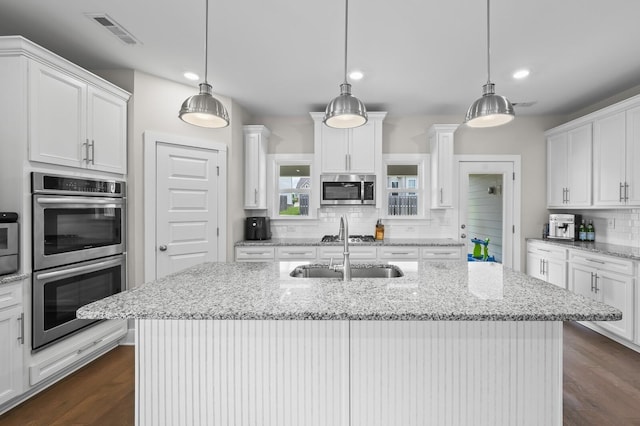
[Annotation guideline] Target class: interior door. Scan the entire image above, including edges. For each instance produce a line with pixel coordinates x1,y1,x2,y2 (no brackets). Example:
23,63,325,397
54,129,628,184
458,161,516,269
156,143,219,278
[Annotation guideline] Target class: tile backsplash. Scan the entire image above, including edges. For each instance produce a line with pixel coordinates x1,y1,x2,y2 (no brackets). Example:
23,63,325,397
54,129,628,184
270,207,457,239
567,209,640,247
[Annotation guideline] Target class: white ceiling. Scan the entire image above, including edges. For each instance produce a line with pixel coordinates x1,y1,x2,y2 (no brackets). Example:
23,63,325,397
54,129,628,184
1,0,639,119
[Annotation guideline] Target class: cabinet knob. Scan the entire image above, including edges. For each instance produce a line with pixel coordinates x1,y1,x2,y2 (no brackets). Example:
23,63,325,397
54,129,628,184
159,245,168,252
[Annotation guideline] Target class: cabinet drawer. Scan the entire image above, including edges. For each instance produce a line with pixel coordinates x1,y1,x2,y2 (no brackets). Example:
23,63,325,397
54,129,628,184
276,246,317,260
569,250,633,275
527,241,567,259
235,247,275,262
318,246,377,260
421,247,463,260
0,282,22,310
377,247,420,260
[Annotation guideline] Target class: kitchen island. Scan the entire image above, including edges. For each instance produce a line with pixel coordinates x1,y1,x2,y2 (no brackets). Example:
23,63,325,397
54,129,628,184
78,260,621,426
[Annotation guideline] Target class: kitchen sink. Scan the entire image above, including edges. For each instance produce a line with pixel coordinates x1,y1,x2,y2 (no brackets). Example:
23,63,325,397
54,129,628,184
290,264,404,279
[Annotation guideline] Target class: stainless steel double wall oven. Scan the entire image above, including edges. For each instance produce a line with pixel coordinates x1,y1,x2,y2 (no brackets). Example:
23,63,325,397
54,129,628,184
31,172,126,350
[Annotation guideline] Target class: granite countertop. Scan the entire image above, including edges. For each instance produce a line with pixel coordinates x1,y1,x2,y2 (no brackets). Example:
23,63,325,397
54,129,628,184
0,272,28,285
236,238,464,247
78,260,621,322
528,238,640,261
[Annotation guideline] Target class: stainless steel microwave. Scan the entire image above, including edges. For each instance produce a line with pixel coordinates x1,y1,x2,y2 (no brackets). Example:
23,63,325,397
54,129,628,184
320,174,376,206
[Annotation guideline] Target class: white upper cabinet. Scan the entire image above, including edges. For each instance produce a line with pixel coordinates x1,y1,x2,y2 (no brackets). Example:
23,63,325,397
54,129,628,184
29,61,128,174
244,125,270,209
546,123,592,208
429,124,457,208
593,106,640,206
311,112,386,175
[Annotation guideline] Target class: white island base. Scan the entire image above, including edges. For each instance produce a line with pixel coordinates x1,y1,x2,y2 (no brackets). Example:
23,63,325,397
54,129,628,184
135,319,561,426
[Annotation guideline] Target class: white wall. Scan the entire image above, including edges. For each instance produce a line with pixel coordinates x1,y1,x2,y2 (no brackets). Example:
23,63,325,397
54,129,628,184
97,70,249,287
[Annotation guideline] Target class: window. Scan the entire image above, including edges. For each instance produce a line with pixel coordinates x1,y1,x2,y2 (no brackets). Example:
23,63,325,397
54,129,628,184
270,154,314,219
383,155,429,218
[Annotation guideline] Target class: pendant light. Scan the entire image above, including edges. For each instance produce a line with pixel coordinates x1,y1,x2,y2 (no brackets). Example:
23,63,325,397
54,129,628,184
179,0,229,128
464,0,514,128
323,0,368,129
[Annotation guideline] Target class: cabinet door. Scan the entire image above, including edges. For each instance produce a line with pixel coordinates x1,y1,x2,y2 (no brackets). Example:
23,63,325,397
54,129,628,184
430,130,454,208
87,87,127,174
569,263,596,299
595,270,634,340
29,61,86,167
320,126,349,173
0,305,24,406
526,251,545,281
547,133,568,207
566,123,592,206
244,131,268,209
626,105,640,205
593,112,626,206
546,257,567,289
348,123,376,173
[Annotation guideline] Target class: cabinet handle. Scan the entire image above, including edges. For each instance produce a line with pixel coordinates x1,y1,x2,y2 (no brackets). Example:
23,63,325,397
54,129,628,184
84,139,90,164
625,182,629,202
345,155,349,171
90,139,95,165
77,338,103,355
585,258,605,264
539,259,543,275
566,188,570,203
254,188,258,204
440,188,443,204
620,182,625,203
390,252,411,255
594,274,600,294
285,252,309,255
17,313,24,344
590,272,595,292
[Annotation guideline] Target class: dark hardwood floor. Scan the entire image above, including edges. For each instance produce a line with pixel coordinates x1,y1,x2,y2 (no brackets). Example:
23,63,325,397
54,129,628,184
1,323,640,425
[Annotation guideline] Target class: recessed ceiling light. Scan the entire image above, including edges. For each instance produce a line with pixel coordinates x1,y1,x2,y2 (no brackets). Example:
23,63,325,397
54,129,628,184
349,70,364,80
184,72,199,81
513,69,530,80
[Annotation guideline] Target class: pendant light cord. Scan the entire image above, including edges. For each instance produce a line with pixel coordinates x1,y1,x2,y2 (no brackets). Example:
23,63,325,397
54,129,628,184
204,0,209,84
486,0,491,85
343,0,349,84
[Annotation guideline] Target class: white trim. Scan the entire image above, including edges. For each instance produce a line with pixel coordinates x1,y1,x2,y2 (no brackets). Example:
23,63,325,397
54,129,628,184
267,153,316,220
143,131,227,283
455,155,522,271
381,153,430,219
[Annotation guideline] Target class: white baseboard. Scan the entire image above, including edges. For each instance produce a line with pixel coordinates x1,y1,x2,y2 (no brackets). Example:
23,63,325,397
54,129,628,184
119,328,135,346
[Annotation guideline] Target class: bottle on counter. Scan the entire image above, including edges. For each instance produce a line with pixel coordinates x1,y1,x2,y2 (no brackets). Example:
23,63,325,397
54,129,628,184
579,220,587,241
375,219,385,240
586,220,595,241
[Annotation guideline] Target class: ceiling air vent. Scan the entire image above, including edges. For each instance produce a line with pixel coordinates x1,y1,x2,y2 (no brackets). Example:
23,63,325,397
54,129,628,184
85,13,140,45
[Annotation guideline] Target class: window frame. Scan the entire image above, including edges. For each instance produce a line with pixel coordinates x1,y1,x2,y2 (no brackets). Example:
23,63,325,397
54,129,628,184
268,153,317,220
381,154,430,220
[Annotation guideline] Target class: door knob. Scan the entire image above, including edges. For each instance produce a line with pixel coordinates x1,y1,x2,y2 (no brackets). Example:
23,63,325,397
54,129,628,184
461,234,466,239
159,245,167,251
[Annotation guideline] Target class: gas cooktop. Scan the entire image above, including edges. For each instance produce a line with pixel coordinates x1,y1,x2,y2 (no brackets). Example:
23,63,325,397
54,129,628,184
321,234,376,243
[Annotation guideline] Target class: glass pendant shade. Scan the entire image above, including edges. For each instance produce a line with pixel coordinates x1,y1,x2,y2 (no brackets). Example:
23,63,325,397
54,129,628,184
465,83,514,128
324,83,368,129
179,83,229,128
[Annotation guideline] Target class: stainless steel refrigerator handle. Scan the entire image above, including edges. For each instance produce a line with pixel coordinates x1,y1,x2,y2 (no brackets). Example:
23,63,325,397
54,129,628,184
36,257,122,280
36,197,123,205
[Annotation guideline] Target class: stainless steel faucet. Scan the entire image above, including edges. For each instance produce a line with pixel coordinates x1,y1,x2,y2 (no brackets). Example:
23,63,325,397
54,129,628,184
332,215,351,281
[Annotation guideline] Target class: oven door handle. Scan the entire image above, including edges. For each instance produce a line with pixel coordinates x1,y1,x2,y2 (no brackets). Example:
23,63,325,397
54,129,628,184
36,197,123,205
35,257,123,280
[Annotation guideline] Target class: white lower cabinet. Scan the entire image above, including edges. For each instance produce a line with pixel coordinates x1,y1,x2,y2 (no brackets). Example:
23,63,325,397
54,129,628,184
318,246,378,261
568,250,634,341
235,247,275,262
526,241,567,288
275,246,317,260
0,282,24,406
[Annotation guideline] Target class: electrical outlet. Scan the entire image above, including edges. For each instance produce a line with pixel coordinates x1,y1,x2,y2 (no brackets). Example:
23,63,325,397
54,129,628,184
607,218,615,230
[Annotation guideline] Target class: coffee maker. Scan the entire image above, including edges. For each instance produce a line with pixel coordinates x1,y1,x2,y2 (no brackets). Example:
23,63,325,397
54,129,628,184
245,217,271,240
548,213,581,241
